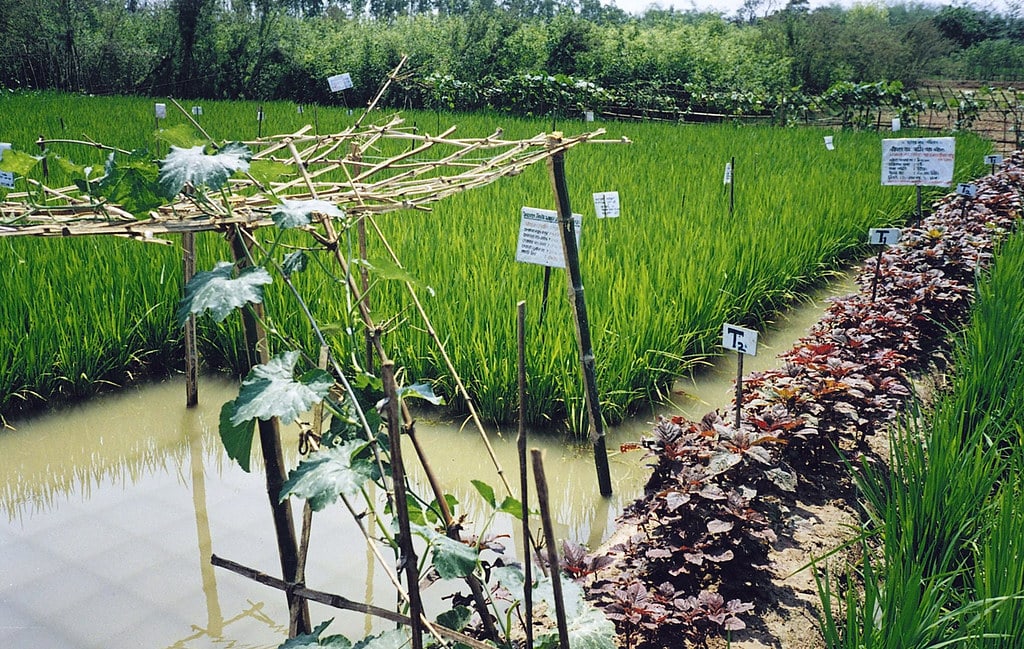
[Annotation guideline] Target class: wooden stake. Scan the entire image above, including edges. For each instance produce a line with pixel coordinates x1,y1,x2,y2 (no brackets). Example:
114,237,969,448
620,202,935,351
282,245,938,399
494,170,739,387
227,227,311,636
547,137,613,497
183,231,199,407
381,361,424,649
517,301,534,648
531,449,569,649
734,351,744,430
871,248,884,303
729,155,735,217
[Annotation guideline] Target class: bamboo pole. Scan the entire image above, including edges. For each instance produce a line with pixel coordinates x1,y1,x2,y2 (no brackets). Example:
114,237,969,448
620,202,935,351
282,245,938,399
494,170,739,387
381,360,424,649
531,449,569,649
227,226,311,636
183,231,198,407
517,301,534,647
546,135,613,497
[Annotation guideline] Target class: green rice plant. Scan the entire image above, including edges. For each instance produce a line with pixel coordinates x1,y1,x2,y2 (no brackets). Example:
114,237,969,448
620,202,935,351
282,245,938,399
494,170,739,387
0,91,993,427
822,230,1024,647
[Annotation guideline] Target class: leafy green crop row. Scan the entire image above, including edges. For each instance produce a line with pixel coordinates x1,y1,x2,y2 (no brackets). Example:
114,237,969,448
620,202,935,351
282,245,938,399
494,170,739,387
0,91,992,428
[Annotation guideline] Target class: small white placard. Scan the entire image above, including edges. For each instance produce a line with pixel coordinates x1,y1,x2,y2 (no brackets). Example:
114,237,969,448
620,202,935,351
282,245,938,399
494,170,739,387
515,207,582,268
297,105,304,114
869,227,902,246
584,110,594,122
722,323,758,356
891,118,901,132
190,106,203,116
956,183,978,198
257,110,264,122
824,135,835,150
155,103,167,119
0,170,14,189
882,137,956,187
328,73,353,92
0,142,10,162
723,162,732,185
592,191,620,218
984,154,1003,165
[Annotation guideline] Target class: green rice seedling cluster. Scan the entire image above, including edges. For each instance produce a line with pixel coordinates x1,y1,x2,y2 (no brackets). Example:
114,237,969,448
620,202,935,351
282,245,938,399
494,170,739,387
0,91,991,428
820,230,1024,648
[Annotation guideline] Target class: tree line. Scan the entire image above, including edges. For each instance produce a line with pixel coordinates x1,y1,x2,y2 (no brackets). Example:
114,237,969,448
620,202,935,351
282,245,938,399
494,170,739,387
1,0,1022,109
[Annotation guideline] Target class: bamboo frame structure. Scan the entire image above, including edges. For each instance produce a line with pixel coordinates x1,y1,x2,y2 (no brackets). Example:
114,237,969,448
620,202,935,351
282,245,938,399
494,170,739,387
0,74,626,643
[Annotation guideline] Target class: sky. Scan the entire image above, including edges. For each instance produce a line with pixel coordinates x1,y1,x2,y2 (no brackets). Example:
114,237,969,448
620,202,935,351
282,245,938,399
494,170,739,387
606,0,1017,19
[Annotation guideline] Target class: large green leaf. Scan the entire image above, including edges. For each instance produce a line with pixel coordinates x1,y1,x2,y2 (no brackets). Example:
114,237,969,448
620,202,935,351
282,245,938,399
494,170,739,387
176,262,272,327
279,619,351,648
350,629,410,649
158,141,251,197
271,199,345,229
0,149,40,176
96,151,164,216
534,576,616,649
279,440,378,511
232,350,333,425
430,532,479,580
219,400,256,472
397,383,445,406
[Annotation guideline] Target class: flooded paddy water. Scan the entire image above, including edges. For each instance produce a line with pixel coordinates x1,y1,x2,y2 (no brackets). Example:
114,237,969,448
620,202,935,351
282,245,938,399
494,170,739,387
1,273,856,649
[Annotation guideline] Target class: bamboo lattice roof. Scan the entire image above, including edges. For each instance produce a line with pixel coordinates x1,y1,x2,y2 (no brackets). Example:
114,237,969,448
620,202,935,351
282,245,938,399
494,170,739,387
0,114,620,243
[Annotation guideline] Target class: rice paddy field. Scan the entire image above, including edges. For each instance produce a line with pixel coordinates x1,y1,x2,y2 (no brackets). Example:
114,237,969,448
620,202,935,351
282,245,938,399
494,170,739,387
0,91,994,428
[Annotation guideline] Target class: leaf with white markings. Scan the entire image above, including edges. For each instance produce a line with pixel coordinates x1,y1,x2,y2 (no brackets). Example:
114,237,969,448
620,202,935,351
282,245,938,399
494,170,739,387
280,440,379,511
271,199,344,229
176,262,272,327
231,350,333,425
158,142,251,197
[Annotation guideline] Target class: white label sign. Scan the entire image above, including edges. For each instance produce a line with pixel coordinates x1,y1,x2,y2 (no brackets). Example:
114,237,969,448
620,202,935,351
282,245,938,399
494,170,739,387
328,73,353,92
891,118,901,132
155,103,167,119
869,227,902,246
984,154,1003,165
723,162,732,185
257,110,264,122
824,135,835,150
722,323,758,356
956,183,978,198
0,142,10,162
0,170,14,188
297,105,304,114
584,110,594,122
592,191,620,218
882,137,956,187
515,207,582,268
190,106,203,116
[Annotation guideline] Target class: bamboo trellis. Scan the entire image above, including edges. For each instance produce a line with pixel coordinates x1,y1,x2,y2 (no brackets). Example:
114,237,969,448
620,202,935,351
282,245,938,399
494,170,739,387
0,69,627,643
0,117,616,240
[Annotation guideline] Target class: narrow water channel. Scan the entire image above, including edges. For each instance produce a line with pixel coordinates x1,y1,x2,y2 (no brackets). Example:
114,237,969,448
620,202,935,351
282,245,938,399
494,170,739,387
0,272,856,649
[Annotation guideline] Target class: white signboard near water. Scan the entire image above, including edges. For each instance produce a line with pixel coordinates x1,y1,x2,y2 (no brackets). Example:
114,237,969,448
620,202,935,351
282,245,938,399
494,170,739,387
515,207,582,268
722,323,758,356
882,137,955,187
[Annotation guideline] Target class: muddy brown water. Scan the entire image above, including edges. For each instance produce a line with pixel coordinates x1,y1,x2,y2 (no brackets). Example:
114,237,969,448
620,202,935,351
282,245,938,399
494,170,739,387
0,273,856,648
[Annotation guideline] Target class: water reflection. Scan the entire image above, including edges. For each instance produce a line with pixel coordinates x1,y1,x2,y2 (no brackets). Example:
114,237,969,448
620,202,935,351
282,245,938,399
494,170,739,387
0,271,856,648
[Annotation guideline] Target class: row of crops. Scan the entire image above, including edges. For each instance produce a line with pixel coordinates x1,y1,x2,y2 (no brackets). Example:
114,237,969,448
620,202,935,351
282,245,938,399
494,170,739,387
0,91,993,429
823,228,1024,646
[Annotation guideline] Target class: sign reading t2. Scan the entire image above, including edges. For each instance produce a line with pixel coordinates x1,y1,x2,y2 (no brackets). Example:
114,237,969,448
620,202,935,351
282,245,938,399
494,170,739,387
722,323,758,356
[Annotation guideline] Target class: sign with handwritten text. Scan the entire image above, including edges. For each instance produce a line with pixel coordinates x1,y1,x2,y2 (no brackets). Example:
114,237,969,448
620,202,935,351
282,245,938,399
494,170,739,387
722,323,757,356
515,207,582,268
